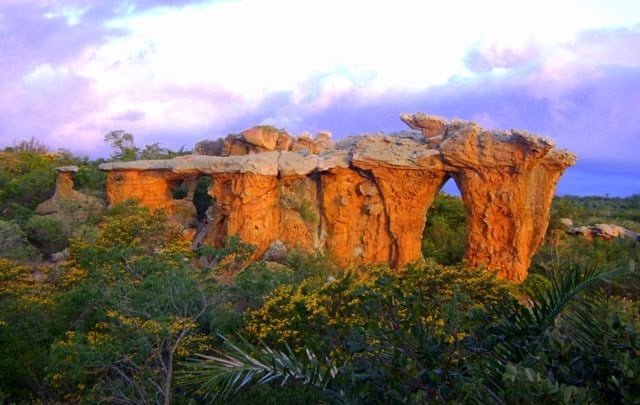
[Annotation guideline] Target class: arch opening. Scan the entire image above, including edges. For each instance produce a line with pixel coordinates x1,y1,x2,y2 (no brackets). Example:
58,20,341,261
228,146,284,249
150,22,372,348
422,177,467,265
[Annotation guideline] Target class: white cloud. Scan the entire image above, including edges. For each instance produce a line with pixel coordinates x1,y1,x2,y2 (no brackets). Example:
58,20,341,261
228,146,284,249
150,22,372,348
44,5,89,26
3,0,640,157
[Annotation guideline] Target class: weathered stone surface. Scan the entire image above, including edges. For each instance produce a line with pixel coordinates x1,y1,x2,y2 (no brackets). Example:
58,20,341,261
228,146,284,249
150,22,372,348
441,123,576,282
35,166,104,218
277,175,321,252
352,134,443,170
276,132,293,151
400,112,447,137
203,173,280,256
320,167,392,267
97,113,576,282
318,150,351,171
278,152,319,176
315,131,335,151
569,223,640,241
102,154,280,176
291,137,322,154
370,168,448,267
242,127,280,150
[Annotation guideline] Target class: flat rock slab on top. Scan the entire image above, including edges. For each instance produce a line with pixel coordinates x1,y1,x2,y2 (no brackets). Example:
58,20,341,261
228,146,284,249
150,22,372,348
97,113,576,282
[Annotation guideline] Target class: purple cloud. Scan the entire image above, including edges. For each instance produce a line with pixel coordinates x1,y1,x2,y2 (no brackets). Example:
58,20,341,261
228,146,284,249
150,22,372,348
0,2,638,197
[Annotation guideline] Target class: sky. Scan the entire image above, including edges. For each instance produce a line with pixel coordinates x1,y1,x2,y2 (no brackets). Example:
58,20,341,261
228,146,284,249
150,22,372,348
0,0,639,196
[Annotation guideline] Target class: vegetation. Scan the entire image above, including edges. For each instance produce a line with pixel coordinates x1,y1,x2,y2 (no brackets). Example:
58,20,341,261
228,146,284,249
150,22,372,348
1,138,639,403
422,193,466,265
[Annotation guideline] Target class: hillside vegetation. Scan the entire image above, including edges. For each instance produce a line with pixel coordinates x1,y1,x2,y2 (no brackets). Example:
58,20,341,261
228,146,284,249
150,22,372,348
0,140,639,403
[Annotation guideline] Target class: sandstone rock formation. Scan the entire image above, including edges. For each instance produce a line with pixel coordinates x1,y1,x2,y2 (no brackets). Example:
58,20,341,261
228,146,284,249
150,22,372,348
568,223,640,241
99,113,576,282
35,166,104,220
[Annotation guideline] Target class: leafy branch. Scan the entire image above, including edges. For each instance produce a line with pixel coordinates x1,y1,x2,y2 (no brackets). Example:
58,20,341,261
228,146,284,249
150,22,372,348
179,335,339,402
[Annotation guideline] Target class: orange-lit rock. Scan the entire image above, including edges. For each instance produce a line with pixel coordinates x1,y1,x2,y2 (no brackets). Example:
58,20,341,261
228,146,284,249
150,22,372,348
440,124,576,282
277,175,321,252
204,173,280,257
351,134,449,268
105,170,176,211
320,167,391,267
35,166,104,218
98,113,576,282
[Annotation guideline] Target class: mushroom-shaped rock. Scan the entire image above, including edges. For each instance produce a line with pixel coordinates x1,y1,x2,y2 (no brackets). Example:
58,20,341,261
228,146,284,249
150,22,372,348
35,166,104,220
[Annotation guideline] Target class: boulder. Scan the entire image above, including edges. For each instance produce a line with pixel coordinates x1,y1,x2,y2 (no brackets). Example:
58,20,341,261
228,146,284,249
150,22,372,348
400,112,447,137
241,126,280,150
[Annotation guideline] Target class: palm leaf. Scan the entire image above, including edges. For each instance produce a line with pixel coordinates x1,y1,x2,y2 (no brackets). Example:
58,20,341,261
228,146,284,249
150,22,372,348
477,263,633,401
178,335,340,402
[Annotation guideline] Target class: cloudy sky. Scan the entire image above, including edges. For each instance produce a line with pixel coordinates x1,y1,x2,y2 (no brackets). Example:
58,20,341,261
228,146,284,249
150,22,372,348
1,0,639,196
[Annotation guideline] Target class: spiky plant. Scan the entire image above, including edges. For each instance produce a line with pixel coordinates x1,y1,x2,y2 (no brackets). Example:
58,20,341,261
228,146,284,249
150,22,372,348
179,336,340,402
477,263,634,402
179,263,635,403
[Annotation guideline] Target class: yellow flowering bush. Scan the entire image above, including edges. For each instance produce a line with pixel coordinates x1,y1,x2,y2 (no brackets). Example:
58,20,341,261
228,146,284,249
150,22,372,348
244,261,514,363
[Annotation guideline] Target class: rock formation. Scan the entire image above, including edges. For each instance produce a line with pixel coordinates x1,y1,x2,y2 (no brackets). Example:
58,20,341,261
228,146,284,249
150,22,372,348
99,113,576,282
35,166,104,220
568,223,640,241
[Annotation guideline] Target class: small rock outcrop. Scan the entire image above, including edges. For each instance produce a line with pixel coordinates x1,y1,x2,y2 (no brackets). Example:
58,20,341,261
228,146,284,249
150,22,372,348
98,113,576,282
569,224,640,241
35,166,104,220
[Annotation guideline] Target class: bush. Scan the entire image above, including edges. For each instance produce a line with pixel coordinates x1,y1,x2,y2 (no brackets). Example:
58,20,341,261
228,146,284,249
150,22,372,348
25,215,69,255
0,220,39,261
244,262,510,361
422,193,466,265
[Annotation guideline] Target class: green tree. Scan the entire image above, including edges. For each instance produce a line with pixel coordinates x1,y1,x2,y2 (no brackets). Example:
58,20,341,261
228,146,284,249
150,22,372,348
104,130,139,161
0,150,62,212
46,201,223,404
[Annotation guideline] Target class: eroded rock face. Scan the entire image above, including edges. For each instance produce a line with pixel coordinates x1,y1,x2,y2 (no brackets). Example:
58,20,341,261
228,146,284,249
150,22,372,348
439,125,576,282
35,166,104,219
98,113,576,282
104,168,197,229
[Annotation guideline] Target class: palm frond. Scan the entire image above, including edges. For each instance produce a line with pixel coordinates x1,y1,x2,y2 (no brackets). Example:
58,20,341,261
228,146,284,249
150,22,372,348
178,335,340,401
476,264,633,400
502,265,629,350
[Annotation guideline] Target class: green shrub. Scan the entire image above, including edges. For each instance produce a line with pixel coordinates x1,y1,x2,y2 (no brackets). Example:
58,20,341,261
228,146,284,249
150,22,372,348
0,220,39,261
25,215,68,255
298,200,318,224
422,193,466,265
244,261,510,362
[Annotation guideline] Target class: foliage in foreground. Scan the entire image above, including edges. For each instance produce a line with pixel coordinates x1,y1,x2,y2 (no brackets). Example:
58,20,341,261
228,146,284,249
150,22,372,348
0,200,337,403
182,262,638,404
2,139,640,403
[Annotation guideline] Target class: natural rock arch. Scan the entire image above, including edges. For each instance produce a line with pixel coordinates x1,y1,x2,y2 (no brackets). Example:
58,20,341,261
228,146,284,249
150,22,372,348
98,113,576,282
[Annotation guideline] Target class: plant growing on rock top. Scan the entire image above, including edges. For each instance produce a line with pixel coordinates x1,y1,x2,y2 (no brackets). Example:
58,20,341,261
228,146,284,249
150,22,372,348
104,130,138,162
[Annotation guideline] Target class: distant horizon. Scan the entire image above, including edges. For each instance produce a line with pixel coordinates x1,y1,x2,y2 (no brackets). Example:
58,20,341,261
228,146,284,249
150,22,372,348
6,123,637,198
